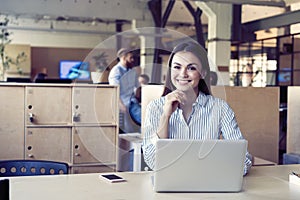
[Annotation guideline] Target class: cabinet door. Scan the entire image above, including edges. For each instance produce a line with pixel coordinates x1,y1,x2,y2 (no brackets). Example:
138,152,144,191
25,128,71,163
0,86,24,159
72,86,118,124
26,86,71,125
73,126,117,164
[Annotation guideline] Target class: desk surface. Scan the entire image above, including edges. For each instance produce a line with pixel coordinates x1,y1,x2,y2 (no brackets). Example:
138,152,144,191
6,164,300,200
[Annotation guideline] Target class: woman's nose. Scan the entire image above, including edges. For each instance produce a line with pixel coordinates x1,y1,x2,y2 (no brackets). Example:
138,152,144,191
179,67,188,77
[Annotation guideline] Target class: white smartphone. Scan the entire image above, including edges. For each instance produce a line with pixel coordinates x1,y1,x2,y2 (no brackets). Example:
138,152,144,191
100,174,126,183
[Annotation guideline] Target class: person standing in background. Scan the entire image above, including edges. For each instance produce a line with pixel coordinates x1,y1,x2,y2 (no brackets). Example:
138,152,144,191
129,74,150,126
108,48,140,133
138,74,150,86
33,67,48,82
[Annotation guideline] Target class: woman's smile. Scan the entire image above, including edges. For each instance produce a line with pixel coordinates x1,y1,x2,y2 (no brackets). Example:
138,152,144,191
176,79,192,84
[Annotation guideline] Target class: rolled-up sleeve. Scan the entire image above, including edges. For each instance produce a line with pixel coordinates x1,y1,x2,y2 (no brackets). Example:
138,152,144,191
108,67,121,85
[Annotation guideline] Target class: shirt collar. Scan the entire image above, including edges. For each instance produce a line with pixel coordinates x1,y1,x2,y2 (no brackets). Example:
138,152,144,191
194,92,209,107
119,62,129,71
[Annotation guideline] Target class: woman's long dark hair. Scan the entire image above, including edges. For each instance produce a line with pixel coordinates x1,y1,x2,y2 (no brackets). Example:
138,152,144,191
162,41,211,96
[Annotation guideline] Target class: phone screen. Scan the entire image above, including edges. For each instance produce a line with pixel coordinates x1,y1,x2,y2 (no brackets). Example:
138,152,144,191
102,174,123,180
100,174,126,182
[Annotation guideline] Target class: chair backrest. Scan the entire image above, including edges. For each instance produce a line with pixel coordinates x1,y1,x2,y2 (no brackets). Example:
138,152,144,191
0,160,69,177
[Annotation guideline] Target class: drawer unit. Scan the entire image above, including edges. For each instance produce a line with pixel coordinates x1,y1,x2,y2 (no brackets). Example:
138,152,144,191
72,86,118,124
25,127,72,163
26,86,72,125
73,126,117,164
0,83,119,174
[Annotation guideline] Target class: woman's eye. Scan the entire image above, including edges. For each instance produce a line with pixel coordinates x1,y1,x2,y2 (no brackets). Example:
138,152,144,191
172,65,181,69
187,66,197,70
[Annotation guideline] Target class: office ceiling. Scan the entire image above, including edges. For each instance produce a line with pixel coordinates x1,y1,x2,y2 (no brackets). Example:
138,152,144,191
0,0,297,25
0,0,299,36
165,0,287,25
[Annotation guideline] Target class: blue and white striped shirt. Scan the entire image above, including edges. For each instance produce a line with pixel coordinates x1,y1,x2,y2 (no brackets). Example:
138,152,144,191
142,92,252,175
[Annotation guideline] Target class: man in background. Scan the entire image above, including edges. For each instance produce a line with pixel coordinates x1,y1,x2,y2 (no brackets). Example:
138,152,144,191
108,48,139,133
33,67,48,82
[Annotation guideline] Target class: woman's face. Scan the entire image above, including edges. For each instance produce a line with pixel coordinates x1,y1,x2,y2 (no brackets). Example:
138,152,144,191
170,51,204,92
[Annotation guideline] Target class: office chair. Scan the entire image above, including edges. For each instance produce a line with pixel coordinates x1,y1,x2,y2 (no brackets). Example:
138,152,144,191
0,160,69,177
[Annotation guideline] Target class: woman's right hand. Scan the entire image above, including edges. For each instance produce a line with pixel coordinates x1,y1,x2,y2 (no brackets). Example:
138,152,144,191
163,90,186,117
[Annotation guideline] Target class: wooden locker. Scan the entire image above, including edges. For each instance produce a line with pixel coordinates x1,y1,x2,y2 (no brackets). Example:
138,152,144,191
72,86,118,125
73,126,117,164
0,85,24,159
25,86,72,125
25,127,71,163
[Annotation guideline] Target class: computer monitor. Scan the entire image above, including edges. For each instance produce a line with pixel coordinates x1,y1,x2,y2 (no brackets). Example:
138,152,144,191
59,60,90,80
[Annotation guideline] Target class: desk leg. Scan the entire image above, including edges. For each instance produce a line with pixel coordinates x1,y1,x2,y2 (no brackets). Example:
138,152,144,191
133,143,142,172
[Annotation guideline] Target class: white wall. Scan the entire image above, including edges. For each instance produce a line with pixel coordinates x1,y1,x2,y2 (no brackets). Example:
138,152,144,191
7,18,117,48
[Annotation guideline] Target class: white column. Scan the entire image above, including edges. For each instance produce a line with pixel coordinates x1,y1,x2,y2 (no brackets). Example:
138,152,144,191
131,19,156,79
196,2,232,85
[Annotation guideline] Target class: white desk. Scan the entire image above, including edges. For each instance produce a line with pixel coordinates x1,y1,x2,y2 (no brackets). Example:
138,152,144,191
118,134,277,171
6,164,300,200
118,133,143,171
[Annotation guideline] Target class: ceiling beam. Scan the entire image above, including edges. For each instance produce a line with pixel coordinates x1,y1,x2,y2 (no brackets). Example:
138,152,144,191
243,9,300,32
3,25,116,35
189,0,286,7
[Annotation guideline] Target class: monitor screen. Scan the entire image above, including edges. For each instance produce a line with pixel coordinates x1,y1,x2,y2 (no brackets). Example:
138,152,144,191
278,70,291,84
59,60,90,80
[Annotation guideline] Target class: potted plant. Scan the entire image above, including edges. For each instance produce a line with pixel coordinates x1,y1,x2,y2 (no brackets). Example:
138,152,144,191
0,18,27,81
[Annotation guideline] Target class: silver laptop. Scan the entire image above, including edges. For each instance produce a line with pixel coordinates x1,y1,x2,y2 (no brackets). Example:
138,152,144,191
153,139,247,192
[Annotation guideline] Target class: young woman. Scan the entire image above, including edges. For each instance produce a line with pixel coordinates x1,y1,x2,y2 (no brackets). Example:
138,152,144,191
142,41,252,175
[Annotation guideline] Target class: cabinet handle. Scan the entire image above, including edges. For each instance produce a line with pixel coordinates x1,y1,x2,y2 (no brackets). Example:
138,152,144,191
73,112,80,122
27,154,34,158
74,153,80,157
29,113,34,123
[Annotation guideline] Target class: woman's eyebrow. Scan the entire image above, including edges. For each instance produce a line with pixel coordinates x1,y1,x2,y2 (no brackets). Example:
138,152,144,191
172,62,199,67
187,63,198,67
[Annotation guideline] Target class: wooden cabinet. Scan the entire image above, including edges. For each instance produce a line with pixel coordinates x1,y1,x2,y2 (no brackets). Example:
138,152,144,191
72,86,118,124
73,126,117,164
25,86,72,125
0,83,119,174
0,85,25,159
25,127,72,162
